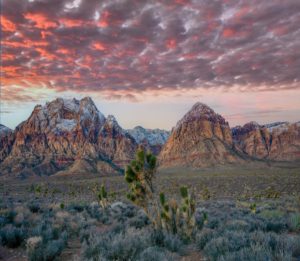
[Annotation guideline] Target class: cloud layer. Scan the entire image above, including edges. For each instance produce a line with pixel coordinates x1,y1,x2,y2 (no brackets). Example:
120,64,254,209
1,0,300,101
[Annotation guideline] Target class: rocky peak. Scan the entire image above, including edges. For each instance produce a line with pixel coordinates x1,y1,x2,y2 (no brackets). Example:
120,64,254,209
0,124,12,137
232,121,260,136
159,102,239,168
127,126,170,146
20,97,106,135
175,102,227,129
262,122,289,134
102,115,124,133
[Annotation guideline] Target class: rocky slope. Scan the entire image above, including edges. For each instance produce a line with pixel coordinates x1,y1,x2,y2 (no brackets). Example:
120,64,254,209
0,124,14,163
126,126,170,155
159,102,241,168
232,121,300,161
0,97,137,176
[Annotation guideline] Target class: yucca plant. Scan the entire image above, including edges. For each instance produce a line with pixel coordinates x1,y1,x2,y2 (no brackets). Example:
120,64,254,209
159,187,197,239
93,184,109,209
125,148,161,228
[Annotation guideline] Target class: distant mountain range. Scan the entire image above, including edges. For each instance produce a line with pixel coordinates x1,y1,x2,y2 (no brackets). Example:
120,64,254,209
0,97,299,177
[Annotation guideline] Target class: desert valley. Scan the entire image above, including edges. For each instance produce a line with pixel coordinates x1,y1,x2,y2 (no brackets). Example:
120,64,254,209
0,97,300,260
1,0,300,260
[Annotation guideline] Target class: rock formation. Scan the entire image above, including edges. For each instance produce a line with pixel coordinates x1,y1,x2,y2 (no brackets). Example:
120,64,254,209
232,121,300,161
0,97,137,176
126,126,170,155
159,102,241,168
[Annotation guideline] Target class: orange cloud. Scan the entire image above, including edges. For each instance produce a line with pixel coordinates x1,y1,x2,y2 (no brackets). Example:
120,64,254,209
57,48,71,55
222,28,236,37
2,54,15,61
166,38,177,49
24,13,57,29
1,16,16,32
36,48,56,60
2,39,49,48
92,42,106,51
60,18,85,27
98,11,110,28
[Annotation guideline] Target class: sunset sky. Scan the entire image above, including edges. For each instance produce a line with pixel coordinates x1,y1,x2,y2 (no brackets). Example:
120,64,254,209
1,0,300,130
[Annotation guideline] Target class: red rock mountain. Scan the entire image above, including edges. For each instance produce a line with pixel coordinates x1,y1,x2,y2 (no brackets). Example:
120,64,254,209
232,121,300,161
0,97,137,176
159,102,242,168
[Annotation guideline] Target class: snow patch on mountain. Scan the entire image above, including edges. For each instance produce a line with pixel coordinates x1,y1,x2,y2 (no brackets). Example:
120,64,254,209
263,122,290,134
56,119,77,131
127,126,170,145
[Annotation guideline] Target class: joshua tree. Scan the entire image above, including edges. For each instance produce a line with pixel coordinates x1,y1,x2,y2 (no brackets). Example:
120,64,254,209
159,187,196,239
125,148,198,238
125,148,161,227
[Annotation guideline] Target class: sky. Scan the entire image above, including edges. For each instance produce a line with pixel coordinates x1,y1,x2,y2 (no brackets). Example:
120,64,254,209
1,0,300,130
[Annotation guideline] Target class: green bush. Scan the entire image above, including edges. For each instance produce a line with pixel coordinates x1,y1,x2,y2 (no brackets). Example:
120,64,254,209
289,213,300,232
0,225,27,248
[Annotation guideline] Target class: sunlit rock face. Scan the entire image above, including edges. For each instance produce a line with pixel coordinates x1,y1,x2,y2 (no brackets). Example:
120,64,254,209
232,121,300,161
0,97,137,177
159,102,241,168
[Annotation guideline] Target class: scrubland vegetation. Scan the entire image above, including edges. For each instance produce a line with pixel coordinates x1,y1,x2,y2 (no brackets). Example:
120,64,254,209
1,154,300,260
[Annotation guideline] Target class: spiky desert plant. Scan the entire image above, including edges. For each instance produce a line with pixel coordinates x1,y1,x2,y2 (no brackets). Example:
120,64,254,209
93,184,109,209
160,192,180,234
159,187,197,239
125,148,161,228
97,185,108,209
250,203,256,214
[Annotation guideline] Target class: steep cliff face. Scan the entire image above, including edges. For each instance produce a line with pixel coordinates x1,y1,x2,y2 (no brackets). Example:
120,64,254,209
0,124,14,163
232,121,300,161
126,126,170,155
0,97,137,176
159,102,240,168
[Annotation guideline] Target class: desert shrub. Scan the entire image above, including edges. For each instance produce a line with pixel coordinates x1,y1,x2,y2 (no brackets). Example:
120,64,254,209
289,213,300,232
195,208,208,230
27,234,67,261
259,210,287,233
196,228,216,250
128,210,149,229
265,219,287,233
260,209,284,219
137,246,174,261
217,244,272,261
85,203,101,219
203,237,230,260
28,202,40,213
206,217,220,229
225,219,251,232
0,225,27,248
67,202,86,213
249,231,300,259
82,227,151,261
150,230,185,254
4,209,17,223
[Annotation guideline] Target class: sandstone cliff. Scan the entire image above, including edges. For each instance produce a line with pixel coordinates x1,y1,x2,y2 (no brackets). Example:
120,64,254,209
232,121,300,161
0,97,137,176
159,102,241,168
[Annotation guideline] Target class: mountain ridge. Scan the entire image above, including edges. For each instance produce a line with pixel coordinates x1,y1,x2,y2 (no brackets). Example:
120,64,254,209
1,98,299,176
